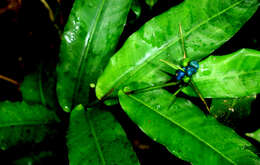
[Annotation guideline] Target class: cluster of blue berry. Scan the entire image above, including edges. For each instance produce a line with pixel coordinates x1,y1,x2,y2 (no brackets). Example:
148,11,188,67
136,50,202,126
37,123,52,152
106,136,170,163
176,60,199,82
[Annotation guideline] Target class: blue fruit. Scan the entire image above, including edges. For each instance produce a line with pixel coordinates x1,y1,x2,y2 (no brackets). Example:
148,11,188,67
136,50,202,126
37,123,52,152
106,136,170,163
186,66,197,77
190,61,199,69
176,70,185,80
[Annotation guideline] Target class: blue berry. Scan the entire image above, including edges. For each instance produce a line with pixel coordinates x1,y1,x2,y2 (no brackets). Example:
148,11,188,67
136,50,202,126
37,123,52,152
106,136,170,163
176,70,185,81
190,61,199,69
186,66,197,77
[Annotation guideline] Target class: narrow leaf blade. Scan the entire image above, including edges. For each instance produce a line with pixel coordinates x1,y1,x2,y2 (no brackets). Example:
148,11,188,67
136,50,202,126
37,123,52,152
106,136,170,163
67,105,139,165
56,0,132,111
118,88,260,164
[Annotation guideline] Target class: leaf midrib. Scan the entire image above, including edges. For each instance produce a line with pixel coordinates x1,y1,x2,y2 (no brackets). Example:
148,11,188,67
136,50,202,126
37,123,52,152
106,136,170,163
73,0,106,105
127,93,236,164
108,0,244,95
86,112,106,165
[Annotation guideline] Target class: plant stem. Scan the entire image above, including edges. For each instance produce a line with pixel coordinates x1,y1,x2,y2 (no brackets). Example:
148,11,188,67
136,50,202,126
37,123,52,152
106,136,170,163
0,75,19,86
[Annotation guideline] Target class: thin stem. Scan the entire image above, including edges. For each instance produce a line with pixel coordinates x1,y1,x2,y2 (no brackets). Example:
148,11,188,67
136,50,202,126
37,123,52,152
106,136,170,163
125,82,180,94
0,75,19,86
179,23,187,59
40,0,54,22
173,86,183,96
190,80,210,112
160,59,184,71
167,86,185,110
40,0,62,37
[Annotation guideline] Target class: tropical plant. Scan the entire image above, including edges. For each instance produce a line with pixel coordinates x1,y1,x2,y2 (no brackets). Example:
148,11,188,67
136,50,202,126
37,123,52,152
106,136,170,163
1,0,260,164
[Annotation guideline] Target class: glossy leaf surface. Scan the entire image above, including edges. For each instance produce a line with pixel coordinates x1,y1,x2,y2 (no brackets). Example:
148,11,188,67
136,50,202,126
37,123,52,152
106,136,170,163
67,105,139,165
210,96,255,128
118,88,260,164
0,101,59,150
246,129,260,143
96,0,259,100
183,49,260,98
57,0,132,111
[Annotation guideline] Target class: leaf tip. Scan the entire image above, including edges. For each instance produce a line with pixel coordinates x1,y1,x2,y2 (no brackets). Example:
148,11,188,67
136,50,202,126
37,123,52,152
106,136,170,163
73,104,84,112
63,105,72,113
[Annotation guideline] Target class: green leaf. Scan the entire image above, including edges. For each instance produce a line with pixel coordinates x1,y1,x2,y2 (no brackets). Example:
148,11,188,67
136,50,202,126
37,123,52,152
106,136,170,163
96,0,259,100
118,87,260,164
56,0,132,111
183,49,260,98
67,105,139,165
0,101,60,150
131,0,141,18
20,65,57,108
210,96,256,128
145,0,158,8
246,129,260,142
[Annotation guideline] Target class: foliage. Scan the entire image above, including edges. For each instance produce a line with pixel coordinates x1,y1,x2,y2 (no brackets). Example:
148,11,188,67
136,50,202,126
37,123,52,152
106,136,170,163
1,0,260,164
67,104,139,165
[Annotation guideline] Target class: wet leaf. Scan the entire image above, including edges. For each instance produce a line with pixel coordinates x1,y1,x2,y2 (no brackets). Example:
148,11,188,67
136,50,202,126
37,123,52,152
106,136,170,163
119,87,260,164
96,0,259,100
67,105,139,165
56,0,132,111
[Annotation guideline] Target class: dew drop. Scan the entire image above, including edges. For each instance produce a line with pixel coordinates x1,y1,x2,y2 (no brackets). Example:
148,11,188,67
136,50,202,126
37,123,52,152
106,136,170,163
64,106,71,112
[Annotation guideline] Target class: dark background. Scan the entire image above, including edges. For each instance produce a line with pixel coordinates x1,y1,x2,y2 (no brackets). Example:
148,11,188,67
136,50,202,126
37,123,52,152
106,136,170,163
0,0,259,164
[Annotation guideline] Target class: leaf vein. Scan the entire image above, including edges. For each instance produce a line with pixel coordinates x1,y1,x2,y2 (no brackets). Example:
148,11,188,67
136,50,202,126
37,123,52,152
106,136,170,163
127,93,236,164
86,113,106,165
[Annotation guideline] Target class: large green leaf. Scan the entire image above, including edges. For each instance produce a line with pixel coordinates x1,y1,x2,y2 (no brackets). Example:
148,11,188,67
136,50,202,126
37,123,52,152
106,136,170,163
56,0,132,111
118,88,260,164
67,105,139,165
210,96,255,128
0,101,60,150
96,0,259,100
183,49,260,98
246,129,260,143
